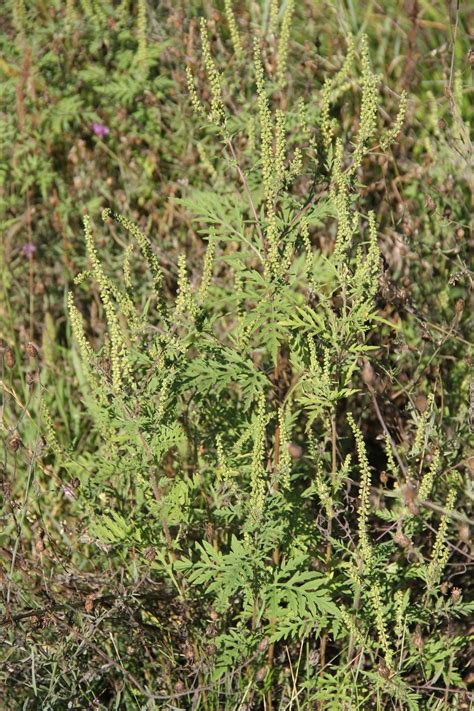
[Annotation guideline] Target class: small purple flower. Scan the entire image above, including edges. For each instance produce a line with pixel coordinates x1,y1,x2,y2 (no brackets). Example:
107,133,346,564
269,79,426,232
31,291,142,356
91,122,110,139
62,484,76,500
22,243,36,259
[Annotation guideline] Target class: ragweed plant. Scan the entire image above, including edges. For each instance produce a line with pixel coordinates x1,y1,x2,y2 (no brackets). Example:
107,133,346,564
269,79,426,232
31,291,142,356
52,23,470,707
47,15,473,705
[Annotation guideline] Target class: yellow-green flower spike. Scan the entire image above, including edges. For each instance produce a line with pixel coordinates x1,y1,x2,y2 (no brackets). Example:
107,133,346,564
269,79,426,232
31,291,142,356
136,0,148,68
348,413,373,568
123,242,134,290
248,391,268,527
351,36,379,174
186,66,206,118
370,583,394,669
277,406,292,489
418,449,440,502
198,238,216,303
224,0,243,59
412,393,434,456
394,589,409,644
200,18,227,128
67,292,98,390
216,434,234,484
102,209,165,313
175,253,197,320
275,109,286,185
426,487,457,587
197,143,217,179
381,91,407,150
384,434,399,480
315,460,332,518
268,0,279,37
83,215,132,392
254,37,275,206
40,402,62,458
276,0,295,88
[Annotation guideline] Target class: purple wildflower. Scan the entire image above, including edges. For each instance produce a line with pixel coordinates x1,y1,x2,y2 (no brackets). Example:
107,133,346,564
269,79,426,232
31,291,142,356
22,243,36,259
62,484,76,500
91,122,110,139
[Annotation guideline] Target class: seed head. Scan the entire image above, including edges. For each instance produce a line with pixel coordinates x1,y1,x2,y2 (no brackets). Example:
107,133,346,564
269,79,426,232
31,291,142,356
378,659,391,680
9,435,21,452
451,587,461,603
287,442,303,459
412,628,424,650
394,527,411,548
84,594,95,613
458,524,470,544
454,298,465,317
361,359,375,387
144,547,156,562
415,394,428,413
407,501,420,515
26,371,39,387
5,348,16,369
425,195,436,213
26,342,39,359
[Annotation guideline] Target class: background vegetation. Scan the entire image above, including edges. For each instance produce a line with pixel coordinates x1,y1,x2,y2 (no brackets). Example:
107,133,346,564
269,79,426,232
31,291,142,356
1,1,472,709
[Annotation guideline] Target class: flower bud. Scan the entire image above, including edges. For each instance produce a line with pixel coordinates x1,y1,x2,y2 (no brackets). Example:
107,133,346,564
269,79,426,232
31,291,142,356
26,342,39,359
84,594,95,613
415,394,428,413
451,588,462,604
455,298,465,317
412,629,424,650
144,547,156,562
425,195,436,213
451,587,462,604
26,371,39,387
5,348,16,369
9,435,21,452
361,359,375,387
394,528,411,548
287,443,303,459
378,660,391,680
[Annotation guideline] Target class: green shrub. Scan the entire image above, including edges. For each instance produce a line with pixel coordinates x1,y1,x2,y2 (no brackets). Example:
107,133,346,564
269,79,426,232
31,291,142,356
42,24,471,708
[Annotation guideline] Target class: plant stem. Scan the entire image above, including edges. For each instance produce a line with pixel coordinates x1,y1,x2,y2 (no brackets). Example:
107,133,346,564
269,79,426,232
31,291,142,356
266,355,282,710
226,138,267,258
319,414,337,677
